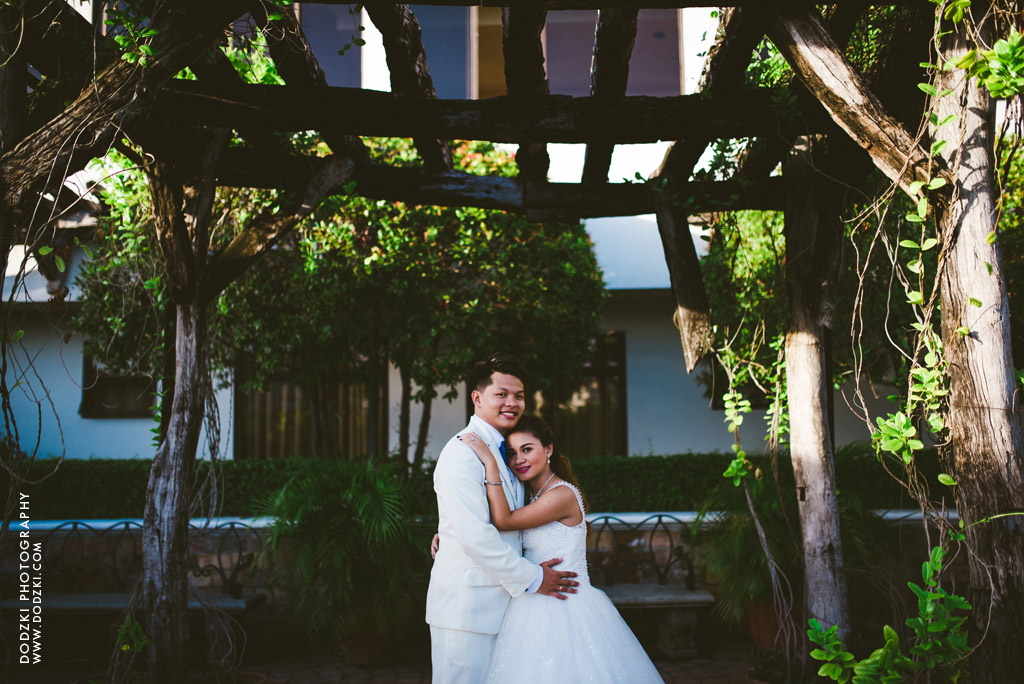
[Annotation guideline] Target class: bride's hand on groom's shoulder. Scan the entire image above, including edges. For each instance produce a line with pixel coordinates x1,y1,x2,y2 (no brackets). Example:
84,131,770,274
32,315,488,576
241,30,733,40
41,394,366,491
457,432,494,465
537,558,578,600
430,533,440,559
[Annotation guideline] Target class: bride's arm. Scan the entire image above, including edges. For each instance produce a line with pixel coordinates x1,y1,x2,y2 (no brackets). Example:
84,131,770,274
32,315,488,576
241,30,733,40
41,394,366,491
460,433,578,532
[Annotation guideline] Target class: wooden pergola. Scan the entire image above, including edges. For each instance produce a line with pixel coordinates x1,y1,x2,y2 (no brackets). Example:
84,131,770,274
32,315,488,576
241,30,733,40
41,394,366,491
15,3,1024,683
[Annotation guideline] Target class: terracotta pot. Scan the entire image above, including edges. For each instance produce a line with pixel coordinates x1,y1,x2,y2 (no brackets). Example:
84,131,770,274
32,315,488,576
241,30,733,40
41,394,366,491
747,600,799,651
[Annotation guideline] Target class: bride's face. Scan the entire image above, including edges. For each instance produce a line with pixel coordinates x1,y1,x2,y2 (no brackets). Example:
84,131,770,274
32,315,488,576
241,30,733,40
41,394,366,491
507,431,553,482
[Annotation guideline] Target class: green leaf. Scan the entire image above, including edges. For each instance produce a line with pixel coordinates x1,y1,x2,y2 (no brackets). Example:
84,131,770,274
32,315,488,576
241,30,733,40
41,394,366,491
931,139,948,155
267,12,284,20
985,262,993,274
39,245,53,255
917,197,928,218
938,114,958,126
55,255,65,272
918,82,938,96
969,297,982,307
908,180,925,195
905,212,923,223
899,239,920,249
938,473,957,486
907,259,922,274
955,326,970,337
11,329,24,343
811,649,830,660
921,238,939,251
986,230,998,244
927,177,947,190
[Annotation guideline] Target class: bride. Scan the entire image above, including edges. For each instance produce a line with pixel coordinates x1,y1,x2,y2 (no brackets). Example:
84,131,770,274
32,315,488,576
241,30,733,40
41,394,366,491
458,416,664,683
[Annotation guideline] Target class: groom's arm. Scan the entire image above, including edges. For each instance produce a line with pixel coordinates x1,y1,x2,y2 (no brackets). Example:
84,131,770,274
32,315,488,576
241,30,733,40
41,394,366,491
435,444,539,597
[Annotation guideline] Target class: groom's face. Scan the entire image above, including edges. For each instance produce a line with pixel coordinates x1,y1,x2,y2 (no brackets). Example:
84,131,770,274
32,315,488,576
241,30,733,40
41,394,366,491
472,372,525,434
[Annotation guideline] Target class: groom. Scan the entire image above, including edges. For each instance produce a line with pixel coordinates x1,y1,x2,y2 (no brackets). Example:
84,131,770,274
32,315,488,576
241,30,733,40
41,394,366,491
426,352,578,683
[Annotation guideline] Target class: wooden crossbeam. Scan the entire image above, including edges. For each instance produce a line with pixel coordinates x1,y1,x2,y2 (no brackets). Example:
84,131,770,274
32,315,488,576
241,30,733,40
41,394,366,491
211,147,784,218
262,6,370,164
656,7,761,179
582,8,639,185
155,80,827,144
502,6,551,181
366,4,451,171
759,1,953,202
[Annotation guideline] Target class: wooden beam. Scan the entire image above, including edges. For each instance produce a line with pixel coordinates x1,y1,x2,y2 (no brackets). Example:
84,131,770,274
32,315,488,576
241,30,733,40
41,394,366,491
261,5,370,165
654,178,713,372
760,1,953,202
656,7,762,179
582,8,638,185
155,80,827,144
210,146,785,218
502,5,550,181
366,3,451,171
338,1,890,8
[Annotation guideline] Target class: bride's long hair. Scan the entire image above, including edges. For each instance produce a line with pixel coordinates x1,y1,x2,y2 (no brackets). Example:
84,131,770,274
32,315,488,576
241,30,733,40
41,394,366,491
511,416,589,513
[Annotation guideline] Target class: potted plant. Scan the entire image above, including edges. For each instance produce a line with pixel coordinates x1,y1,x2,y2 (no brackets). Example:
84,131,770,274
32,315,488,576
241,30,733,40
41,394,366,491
256,458,429,664
696,442,900,653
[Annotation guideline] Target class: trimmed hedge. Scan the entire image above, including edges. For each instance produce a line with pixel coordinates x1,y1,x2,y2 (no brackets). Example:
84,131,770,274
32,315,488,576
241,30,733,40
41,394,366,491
3,447,937,520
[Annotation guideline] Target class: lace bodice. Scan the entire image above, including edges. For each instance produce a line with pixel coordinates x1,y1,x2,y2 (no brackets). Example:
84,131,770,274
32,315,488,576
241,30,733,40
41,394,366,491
522,482,590,585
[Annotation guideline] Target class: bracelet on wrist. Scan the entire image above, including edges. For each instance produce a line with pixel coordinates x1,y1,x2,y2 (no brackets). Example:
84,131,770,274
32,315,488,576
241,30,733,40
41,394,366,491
484,480,502,486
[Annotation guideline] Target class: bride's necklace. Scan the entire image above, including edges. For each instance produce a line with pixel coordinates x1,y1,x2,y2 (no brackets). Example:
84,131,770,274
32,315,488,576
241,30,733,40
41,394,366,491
530,472,558,502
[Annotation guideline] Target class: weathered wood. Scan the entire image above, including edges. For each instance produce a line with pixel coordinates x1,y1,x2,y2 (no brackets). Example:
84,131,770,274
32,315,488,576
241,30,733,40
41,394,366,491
934,16,1024,681
0,0,247,215
582,8,638,185
502,6,550,181
783,137,850,639
760,1,953,204
261,4,370,165
653,179,712,372
155,80,826,144
208,147,784,216
201,156,355,301
366,3,451,171
657,6,762,179
344,0,892,8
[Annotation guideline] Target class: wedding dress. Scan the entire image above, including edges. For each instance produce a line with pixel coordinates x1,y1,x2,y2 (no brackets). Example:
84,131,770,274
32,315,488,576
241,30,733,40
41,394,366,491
485,482,664,683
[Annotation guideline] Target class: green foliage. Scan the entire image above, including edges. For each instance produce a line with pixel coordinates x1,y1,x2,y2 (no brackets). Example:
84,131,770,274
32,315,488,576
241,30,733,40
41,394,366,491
255,459,429,637
213,138,605,429
116,616,150,653
961,29,1024,99
699,442,900,628
103,0,160,67
808,545,970,683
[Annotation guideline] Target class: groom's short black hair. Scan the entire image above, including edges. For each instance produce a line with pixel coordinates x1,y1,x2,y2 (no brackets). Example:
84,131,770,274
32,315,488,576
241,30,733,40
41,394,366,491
470,352,528,392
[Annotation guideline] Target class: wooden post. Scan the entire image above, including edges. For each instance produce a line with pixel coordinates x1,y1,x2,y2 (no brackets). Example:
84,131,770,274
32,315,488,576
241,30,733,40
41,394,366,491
934,13,1024,681
652,176,713,372
783,137,850,639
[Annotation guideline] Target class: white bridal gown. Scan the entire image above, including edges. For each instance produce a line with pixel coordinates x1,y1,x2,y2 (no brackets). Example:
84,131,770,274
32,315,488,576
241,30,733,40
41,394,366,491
485,482,664,683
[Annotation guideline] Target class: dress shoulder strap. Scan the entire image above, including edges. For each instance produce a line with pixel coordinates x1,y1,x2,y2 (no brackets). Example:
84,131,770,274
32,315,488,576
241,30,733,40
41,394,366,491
548,481,586,518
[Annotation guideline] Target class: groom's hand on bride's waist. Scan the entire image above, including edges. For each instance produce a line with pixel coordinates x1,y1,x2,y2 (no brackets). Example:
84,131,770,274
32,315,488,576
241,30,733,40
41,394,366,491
537,558,578,600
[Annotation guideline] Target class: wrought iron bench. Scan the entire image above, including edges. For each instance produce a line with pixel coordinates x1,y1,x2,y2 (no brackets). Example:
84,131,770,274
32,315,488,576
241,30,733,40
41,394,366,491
587,513,714,658
0,519,266,663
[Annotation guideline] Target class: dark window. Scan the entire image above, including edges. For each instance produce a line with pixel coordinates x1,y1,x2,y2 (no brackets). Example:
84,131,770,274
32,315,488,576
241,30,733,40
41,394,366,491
544,10,682,98
539,331,628,457
234,364,388,460
545,10,597,97
627,10,681,96
301,4,362,88
79,356,156,419
413,5,471,98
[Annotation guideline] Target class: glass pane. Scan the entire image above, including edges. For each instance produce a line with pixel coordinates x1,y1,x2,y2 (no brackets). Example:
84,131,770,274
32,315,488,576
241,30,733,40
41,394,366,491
302,4,363,88
412,5,470,98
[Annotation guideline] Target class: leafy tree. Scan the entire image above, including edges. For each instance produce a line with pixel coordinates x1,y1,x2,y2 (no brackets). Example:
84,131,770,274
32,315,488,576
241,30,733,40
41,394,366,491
78,138,606,468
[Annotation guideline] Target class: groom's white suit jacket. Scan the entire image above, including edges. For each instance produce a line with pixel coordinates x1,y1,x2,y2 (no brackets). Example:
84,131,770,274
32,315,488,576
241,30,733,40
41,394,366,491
426,415,538,635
